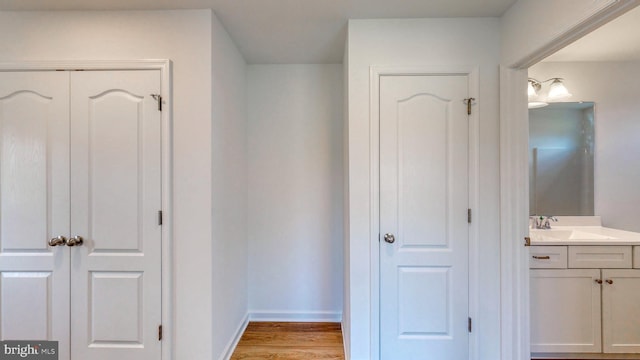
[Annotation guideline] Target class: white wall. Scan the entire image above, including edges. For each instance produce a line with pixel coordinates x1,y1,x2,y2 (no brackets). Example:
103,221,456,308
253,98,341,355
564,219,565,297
530,61,640,232
211,12,249,360
0,10,219,360
346,18,501,360
247,65,344,321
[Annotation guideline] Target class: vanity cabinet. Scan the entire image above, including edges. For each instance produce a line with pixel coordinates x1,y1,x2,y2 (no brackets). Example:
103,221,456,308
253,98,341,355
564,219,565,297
530,245,640,355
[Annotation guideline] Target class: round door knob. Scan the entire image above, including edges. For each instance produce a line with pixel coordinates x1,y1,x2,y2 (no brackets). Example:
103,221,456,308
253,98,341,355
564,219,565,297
384,233,395,244
67,236,84,247
48,236,67,247
606,279,614,285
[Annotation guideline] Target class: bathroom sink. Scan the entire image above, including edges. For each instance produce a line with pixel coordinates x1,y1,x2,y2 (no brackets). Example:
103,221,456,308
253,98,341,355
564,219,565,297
532,229,616,241
568,230,614,240
528,218,640,245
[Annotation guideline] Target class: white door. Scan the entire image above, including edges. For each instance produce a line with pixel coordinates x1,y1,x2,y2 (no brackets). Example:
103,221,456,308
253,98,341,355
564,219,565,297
602,269,640,353
0,71,71,359
379,75,470,359
69,70,162,360
0,70,162,360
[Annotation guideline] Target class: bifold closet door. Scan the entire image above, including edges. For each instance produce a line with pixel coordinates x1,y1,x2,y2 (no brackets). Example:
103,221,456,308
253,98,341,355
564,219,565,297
69,70,162,360
0,72,71,359
0,70,162,360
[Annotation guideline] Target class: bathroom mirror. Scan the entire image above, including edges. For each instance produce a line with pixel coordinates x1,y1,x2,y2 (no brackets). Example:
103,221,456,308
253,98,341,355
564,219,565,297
529,102,595,216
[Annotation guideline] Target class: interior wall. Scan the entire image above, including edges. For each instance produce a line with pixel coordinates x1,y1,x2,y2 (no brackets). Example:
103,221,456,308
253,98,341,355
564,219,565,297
247,64,344,321
346,18,501,360
500,0,622,66
530,61,640,232
0,10,215,360
211,12,249,360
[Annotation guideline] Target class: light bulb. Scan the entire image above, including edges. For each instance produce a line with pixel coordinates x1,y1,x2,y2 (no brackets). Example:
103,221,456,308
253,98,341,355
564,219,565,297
547,78,572,101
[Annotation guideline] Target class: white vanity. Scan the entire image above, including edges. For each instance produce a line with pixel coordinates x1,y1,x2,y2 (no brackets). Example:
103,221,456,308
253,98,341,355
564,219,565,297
529,217,640,358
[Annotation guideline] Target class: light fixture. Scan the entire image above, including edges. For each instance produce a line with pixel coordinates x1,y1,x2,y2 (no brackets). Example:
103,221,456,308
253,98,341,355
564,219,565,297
527,77,572,109
546,78,572,101
527,78,547,109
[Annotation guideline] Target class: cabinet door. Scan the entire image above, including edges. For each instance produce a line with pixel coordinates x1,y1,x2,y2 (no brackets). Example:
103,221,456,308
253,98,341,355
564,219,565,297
602,269,640,353
69,70,162,360
0,72,71,359
530,269,602,353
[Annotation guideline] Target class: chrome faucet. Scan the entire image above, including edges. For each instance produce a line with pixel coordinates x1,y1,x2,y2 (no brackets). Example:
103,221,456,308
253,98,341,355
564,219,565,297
530,215,558,229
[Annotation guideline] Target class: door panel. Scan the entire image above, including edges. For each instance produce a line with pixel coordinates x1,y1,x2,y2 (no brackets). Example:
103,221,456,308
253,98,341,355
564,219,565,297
602,269,640,353
398,267,450,335
90,272,143,343
530,269,602,353
88,90,145,252
0,71,71,359
0,272,53,340
380,75,469,359
70,70,161,360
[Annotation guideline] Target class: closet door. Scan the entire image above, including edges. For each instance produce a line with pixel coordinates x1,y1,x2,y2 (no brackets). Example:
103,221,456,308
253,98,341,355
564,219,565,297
69,70,162,360
0,72,71,359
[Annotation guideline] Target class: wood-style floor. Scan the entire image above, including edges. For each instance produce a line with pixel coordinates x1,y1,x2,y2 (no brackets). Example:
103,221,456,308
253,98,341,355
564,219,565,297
231,322,345,359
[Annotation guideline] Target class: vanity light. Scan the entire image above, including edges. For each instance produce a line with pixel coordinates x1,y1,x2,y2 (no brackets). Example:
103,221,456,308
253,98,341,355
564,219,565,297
528,77,572,108
528,78,548,109
546,78,572,101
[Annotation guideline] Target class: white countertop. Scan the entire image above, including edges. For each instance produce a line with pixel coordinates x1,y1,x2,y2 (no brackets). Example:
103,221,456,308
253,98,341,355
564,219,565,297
530,226,640,246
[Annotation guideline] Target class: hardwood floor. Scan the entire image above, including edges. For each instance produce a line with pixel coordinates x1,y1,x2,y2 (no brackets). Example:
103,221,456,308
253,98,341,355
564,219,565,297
231,322,345,359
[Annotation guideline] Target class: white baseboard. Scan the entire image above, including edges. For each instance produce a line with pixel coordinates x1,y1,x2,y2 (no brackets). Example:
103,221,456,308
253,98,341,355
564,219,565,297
220,312,249,360
342,319,350,360
249,310,342,322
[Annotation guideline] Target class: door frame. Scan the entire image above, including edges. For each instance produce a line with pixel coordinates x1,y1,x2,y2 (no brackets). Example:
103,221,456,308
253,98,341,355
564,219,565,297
499,2,640,360
0,60,174,360
369,65,480,360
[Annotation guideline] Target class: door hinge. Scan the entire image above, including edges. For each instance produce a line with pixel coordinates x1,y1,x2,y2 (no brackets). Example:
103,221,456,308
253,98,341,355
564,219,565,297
464,98,476,115
151,94,163,111
158,210,163,226
468,209,472,223
158,325,163,341
468,317,472,333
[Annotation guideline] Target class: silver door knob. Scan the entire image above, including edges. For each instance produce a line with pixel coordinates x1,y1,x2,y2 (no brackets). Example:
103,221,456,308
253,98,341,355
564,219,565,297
48,236,67,247
384,233,395,244
67,236,83,247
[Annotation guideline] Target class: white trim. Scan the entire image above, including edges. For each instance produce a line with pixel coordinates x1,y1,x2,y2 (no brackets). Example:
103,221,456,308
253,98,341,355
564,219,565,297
249,311,343,322
0,60,173,72
220,313,249,360
499,66,530,360
369,65,480,360
0,60,174,360
510,1,640,69
342,320,351,360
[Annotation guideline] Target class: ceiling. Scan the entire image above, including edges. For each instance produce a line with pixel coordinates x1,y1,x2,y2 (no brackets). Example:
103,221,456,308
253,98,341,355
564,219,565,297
0,0,517,63
544,5,640,62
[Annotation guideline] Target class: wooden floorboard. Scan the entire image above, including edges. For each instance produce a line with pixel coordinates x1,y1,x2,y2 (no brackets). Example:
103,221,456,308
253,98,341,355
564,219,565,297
231,322,345,360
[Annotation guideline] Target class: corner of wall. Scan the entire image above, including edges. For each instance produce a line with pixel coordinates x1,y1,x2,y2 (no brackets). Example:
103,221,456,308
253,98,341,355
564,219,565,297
218,312,249,360
210,10,249,360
